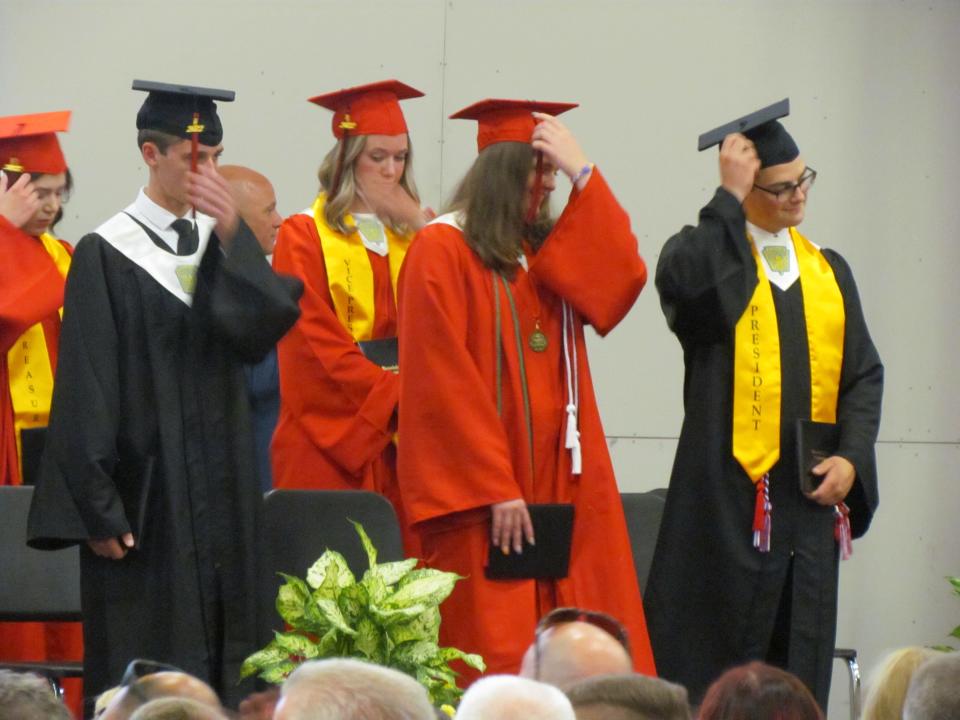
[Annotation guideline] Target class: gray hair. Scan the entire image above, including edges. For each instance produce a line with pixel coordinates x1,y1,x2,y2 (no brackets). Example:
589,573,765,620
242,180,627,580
275,658,435,720
565,673,691,720
128,697,227,720
902,652,960,720
0,669,72,720
456,675,576,720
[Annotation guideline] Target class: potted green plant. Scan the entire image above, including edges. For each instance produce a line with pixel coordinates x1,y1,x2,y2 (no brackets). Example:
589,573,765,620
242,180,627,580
241,521,485,706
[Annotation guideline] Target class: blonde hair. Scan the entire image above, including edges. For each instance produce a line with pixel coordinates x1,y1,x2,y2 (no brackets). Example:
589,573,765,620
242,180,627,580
317,134,420,236
862,646,940,720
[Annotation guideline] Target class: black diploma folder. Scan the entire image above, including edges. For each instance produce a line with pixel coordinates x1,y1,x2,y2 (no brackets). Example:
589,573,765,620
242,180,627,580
358,337,398,371
796,419,841,494
485,503,574,580
19,427,47,486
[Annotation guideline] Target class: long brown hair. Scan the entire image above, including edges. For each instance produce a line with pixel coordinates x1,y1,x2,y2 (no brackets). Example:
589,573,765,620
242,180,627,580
317,134,420,236
447,142,553,275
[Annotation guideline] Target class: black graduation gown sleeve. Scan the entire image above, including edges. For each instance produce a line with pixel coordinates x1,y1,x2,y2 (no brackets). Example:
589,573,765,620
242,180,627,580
655,187,759,346
194,220,303,363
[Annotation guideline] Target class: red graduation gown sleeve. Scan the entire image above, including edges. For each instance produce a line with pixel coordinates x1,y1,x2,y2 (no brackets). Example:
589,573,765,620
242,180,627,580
0,216,66,352
530,170,647,335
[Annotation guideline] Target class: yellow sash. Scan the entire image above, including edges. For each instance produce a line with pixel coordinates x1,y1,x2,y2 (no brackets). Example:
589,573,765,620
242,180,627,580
733,228,845,482
7,233,71,480
311,194,411,341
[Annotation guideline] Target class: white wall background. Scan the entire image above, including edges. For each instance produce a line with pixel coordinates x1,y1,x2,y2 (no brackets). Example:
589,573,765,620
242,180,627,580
2,1,957,716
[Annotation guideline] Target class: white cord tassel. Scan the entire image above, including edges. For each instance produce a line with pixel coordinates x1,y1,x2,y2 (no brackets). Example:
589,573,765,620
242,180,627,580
562,302,582,475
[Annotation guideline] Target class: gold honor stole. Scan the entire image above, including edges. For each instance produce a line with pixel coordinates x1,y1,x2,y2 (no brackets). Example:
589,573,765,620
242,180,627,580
733,228,845,550
7,233,71,480
311,195,411,341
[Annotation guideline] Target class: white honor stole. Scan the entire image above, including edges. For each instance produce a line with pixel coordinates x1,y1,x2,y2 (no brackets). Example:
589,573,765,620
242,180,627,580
95,206,216,306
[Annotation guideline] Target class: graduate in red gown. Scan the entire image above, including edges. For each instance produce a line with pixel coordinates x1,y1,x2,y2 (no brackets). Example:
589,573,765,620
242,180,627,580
397,99,656,681
271,81,432,555
0,110,83,718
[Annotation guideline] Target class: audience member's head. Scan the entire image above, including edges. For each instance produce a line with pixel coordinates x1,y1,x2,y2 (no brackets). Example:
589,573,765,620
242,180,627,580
219,164,282,255
273,658,434,720
128,697,227,720
862,646,940,720
100,662,221,720
698,661,822,720
565,673,691,720
519,608,633,689
456,675,576,720
0,669,72,720
902,651,960,720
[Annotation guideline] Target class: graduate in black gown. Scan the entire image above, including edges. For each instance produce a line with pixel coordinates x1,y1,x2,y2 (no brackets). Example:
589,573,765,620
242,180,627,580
645,105,883,710
27,81,302,709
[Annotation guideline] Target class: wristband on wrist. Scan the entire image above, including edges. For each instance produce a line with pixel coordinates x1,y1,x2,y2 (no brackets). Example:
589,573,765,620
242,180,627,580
568,163,594,185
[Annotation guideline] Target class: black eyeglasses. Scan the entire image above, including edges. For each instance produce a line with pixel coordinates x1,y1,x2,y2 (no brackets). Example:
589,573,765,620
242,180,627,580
754,167,817,202
120,658,185,706
533,607,631,679
120,658,184,687
91,659,186,718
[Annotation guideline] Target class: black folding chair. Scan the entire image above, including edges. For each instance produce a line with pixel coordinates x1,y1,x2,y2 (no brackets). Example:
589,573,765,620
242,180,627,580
258,489,405,645
0,486,83,695
619,489,668,597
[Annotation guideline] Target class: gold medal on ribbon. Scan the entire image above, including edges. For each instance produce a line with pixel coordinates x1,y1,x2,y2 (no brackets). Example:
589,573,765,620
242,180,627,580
529,321,548,352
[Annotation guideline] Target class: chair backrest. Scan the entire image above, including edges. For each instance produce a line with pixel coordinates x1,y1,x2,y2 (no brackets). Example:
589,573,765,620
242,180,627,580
258,489,405,644
619,489,668,598
0,486,81,621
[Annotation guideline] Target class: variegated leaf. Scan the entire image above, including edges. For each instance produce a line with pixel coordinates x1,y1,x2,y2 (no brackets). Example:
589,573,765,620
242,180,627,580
387,606,441,645
275,573,311,626
316,596,357,636
366,558,419,588
393,639,440,667
354,616,383,661
350,519,378,569
306,550,355,591
386,570,459,608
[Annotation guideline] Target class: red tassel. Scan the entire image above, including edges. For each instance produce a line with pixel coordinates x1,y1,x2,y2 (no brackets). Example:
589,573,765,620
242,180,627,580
834,502,852,560
752,474,772,553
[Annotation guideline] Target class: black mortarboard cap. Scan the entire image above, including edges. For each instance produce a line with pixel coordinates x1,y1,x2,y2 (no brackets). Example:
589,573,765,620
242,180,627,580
133,79,235,146
698,98,798,167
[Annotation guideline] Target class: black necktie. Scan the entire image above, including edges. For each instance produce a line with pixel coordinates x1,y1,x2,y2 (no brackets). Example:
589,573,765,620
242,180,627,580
171,218,198,255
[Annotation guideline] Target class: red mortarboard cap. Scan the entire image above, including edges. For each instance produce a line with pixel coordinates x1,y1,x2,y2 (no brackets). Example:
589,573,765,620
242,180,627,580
308,80,424,139
0,111,71,175
450,99,578,152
